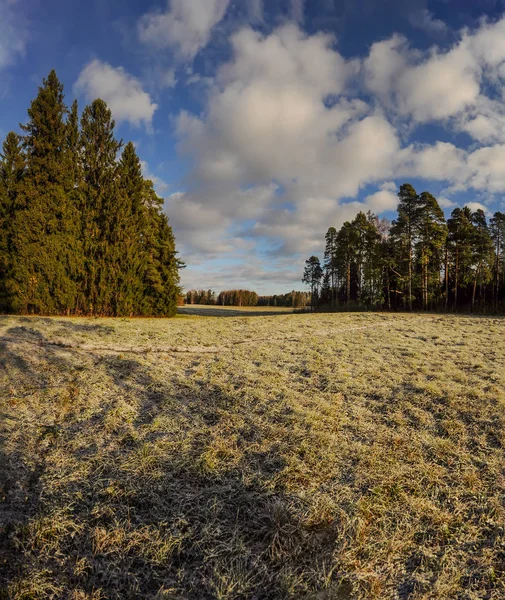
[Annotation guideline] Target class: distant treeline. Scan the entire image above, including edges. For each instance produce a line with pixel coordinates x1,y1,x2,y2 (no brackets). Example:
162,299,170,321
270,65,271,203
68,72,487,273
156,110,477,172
185,290,216,305
303,183,505,312
218,290,258,306
185,289,310,308
257,291,310,307
0,71,182,317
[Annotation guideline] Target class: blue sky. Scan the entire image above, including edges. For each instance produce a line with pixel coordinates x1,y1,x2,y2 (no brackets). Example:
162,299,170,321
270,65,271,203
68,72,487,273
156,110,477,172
2,0,505,294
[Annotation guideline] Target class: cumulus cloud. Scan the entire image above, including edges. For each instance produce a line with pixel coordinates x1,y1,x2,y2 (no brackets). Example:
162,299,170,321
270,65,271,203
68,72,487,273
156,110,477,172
364,34,480,122
363,15,505,142
172,24,406,263
74,60,158,129
0,0,26,72
168,17,505,288
138,0,231,61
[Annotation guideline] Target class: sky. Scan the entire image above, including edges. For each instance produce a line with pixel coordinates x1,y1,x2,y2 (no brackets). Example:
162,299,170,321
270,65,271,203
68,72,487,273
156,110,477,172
2,0,505,294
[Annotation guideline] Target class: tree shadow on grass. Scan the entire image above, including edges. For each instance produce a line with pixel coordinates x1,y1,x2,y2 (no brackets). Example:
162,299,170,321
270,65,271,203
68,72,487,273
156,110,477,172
178,306,305,318
0,335,351,600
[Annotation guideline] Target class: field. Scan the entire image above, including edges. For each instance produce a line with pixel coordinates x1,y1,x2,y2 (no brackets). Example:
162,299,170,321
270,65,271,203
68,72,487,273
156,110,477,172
1,310,505,599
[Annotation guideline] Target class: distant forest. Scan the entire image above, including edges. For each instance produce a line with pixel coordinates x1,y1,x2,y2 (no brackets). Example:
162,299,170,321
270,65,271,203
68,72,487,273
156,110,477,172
0,71,182,317
304,184,505,312
185,289,310,308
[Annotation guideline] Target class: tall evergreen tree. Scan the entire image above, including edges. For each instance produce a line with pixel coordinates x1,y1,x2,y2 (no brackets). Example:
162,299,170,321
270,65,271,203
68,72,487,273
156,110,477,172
11,71,79,314
303,256,323,312
470,209,494,310
141,181,181,317
391,184,421,311
114,141,147,316
0,132,25,311
447,207,474,310
80,98,122,315
324,226,338,308
490,212,505,308
416,192,447,310
335,222,355,303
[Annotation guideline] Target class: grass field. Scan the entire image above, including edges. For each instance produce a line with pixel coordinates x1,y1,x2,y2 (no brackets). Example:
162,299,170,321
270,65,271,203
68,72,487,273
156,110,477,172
1,310,505,599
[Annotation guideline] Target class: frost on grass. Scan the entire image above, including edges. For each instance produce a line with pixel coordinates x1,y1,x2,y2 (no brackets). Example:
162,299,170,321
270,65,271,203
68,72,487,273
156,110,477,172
1,312,505,599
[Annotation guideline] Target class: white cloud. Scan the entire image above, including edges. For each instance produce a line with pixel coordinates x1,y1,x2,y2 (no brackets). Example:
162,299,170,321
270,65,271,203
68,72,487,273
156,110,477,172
172,24,406,262
138,0,231,61
74,60,158,129
365,33,480,122
363,15,505,144
466,145,505,194
438,197,457,209
0,0,25,71
465,201,491,216
408,9,447,37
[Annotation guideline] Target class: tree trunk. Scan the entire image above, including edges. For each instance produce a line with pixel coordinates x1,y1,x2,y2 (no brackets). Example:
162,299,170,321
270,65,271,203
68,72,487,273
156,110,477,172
408,245,412,311
454,248,459,310
346,261,351,303
445,245,449,311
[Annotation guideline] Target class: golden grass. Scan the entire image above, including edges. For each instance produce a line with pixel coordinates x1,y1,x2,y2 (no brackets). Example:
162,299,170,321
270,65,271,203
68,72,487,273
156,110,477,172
1,312,504,599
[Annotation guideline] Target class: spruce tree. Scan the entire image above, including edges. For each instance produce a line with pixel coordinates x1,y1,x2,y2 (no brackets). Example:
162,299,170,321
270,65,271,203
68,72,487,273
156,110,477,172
80,99,122,315
11,71,78,314
0,132,25,311
115,141,147,315
140,181,181,316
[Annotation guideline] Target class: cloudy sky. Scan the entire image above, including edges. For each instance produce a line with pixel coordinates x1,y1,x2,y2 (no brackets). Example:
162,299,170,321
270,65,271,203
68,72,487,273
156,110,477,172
2,0,505,294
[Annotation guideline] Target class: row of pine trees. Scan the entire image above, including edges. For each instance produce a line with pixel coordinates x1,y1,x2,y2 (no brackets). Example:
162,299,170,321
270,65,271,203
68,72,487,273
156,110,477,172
304,184,505,312
0,71,182,317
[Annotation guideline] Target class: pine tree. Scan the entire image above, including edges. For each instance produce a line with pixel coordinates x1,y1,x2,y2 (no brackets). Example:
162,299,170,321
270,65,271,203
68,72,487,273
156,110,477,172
447,207,474,310
416,192,447,310
11,71,79,314
303,256,323,312
470,209,493,310
490,212,505,309
337,222,356,304
391,184,421,311
324,227,338,308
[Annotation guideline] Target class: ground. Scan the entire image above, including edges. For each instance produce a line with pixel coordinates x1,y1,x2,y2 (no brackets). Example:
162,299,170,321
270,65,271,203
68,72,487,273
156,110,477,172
1,310,505,599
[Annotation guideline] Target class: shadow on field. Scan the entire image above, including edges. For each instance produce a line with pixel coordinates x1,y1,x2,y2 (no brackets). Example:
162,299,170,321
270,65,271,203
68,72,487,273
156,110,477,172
178,306,306,317
0,332,350,600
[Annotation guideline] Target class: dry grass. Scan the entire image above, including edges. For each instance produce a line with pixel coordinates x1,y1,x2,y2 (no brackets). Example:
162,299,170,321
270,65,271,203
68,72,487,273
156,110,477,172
1,311,505,599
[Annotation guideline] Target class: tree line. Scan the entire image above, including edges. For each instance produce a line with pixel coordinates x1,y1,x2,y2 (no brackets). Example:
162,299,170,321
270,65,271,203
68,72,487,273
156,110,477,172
185,289,310,308
0,71,182,317
303,183,505,312
185,289,258,306
257,291,310,308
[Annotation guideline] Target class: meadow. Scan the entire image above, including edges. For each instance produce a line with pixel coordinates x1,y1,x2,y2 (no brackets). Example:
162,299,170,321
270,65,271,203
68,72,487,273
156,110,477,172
1,310,505,599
